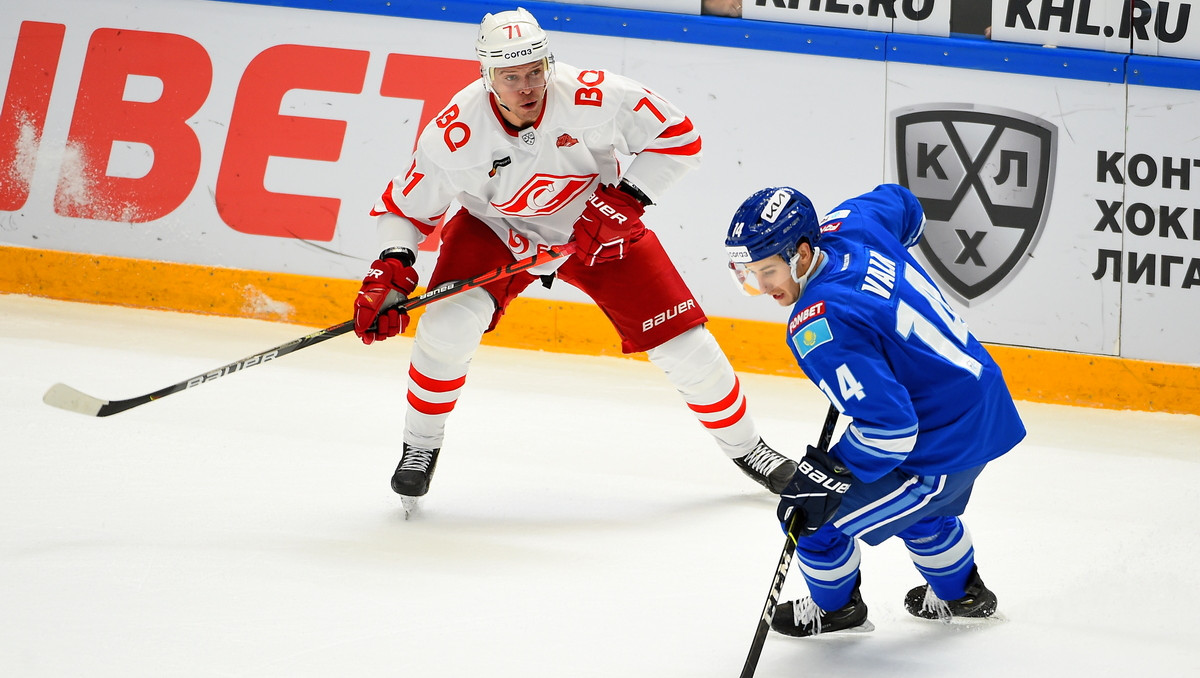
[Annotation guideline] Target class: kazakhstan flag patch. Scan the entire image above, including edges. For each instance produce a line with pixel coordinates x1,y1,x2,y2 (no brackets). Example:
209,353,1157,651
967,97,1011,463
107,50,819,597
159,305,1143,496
793,317,833,358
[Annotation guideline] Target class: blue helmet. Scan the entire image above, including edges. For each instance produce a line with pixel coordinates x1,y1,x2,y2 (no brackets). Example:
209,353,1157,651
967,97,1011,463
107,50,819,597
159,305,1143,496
725,186,819,265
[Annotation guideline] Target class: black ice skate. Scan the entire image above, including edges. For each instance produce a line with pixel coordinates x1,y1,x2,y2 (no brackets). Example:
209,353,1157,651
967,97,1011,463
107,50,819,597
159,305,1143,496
734,439,798,493
904,565,998,621
771,575,874,637
391,444,440,517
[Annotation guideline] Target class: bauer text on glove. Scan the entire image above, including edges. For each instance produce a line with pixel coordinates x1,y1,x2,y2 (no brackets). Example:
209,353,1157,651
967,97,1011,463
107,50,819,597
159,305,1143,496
571,183,646,266
777,445,853,538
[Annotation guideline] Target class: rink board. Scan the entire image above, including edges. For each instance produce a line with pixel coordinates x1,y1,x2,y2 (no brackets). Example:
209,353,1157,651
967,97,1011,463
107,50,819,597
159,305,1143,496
3,0,1199,411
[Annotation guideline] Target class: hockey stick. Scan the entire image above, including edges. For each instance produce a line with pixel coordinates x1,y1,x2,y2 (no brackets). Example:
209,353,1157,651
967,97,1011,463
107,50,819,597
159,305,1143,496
738,403,840,678
43,243,576,417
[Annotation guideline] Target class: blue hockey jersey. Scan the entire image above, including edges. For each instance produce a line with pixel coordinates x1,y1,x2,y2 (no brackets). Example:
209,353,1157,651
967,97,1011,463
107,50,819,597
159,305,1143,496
786,184,1025,483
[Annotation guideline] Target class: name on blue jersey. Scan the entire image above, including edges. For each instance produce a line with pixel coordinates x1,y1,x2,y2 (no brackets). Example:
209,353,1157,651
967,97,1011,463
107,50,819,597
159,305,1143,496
861,249,897,300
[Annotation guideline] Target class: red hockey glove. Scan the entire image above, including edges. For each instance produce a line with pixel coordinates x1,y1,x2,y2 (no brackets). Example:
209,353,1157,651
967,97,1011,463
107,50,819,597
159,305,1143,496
354,256,418,345
572,183,646,266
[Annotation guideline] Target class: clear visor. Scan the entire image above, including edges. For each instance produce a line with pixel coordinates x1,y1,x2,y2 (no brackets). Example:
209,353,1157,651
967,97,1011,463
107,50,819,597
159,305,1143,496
490,59,549,92
728,257,795,297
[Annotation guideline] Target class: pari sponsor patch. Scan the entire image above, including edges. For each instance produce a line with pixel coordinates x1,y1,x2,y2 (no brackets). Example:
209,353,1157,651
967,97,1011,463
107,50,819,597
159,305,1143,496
792,317,833,359
820,209,849,229
822,209,850,221
788,300,826,333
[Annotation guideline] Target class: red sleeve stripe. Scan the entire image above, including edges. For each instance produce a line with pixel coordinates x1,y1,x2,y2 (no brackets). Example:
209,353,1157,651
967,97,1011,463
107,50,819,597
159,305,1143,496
379,182,404,214
644,137,702,156
660,118,695,139
372,186,442,236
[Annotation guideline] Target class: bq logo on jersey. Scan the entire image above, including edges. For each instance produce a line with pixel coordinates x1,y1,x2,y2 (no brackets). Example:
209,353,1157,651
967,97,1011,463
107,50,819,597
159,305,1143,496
893,104,1057,305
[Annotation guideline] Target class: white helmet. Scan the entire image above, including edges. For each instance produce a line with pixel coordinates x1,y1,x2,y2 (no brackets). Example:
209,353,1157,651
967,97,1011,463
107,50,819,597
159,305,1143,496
475,7,554,90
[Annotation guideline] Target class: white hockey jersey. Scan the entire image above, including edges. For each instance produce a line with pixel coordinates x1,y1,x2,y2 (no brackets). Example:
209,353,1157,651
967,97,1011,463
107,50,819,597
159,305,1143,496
371,62,702,270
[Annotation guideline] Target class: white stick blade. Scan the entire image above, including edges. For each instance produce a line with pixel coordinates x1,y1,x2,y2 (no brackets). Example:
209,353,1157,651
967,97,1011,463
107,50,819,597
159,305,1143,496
42,383,107,417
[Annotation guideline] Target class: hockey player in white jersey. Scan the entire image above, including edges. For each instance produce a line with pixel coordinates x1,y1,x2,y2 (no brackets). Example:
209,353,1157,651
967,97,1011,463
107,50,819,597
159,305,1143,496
724,184,1026,636
352,7,797,511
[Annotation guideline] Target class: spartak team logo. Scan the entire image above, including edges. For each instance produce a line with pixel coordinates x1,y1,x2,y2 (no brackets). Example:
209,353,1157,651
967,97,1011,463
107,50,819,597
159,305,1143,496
893,104,1057,305
492,173,597,217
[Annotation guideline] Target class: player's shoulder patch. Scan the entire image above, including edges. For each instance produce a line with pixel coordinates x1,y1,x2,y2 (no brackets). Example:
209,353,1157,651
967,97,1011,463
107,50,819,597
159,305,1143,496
788,300,826,334
792,317,833,359
819,208,850,235
821,209,850,224
788,300,833,359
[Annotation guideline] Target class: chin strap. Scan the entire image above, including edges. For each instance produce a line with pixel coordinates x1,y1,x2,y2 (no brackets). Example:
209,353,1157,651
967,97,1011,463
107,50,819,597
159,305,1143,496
481,68,510,112
789,246,823,298
493,92,512,112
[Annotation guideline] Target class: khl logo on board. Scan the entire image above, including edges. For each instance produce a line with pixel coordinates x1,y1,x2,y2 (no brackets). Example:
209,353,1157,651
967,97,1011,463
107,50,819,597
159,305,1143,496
893,104,1057,305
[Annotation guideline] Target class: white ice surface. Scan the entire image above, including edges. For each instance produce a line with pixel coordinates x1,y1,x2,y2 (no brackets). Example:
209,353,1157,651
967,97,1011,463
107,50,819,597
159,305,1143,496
2,294,1199,677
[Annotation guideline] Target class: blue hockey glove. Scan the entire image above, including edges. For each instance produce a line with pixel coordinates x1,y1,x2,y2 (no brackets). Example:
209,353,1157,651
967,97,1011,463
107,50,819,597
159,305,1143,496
777,445,853,538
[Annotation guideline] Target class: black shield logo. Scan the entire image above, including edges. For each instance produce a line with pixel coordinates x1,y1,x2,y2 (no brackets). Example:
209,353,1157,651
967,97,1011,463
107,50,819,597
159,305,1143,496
894,104,1056,304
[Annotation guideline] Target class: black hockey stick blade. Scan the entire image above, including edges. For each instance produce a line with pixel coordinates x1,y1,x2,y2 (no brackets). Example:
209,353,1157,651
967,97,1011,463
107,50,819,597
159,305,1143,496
738,404,840,678
42,243,575,418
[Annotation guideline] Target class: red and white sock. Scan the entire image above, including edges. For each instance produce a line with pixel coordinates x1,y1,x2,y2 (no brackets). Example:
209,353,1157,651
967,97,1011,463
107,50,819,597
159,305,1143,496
647,326,760,457
403,290,493,449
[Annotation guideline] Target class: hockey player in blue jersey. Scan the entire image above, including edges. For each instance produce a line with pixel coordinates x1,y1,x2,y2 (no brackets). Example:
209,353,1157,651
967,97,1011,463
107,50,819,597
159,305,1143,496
724,184,1026,637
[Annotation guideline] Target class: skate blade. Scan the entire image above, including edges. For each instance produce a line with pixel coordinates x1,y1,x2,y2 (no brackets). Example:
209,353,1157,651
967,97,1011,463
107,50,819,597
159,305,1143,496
779,619,876,639
835,620,875,635
943,611,1008,626
809,620,876,637
914,610,1007,626
401,496,422,520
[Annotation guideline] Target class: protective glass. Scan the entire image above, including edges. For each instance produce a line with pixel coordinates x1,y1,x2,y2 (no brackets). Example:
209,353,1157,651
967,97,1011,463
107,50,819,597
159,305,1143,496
491,61,549,92
728,259,792,297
